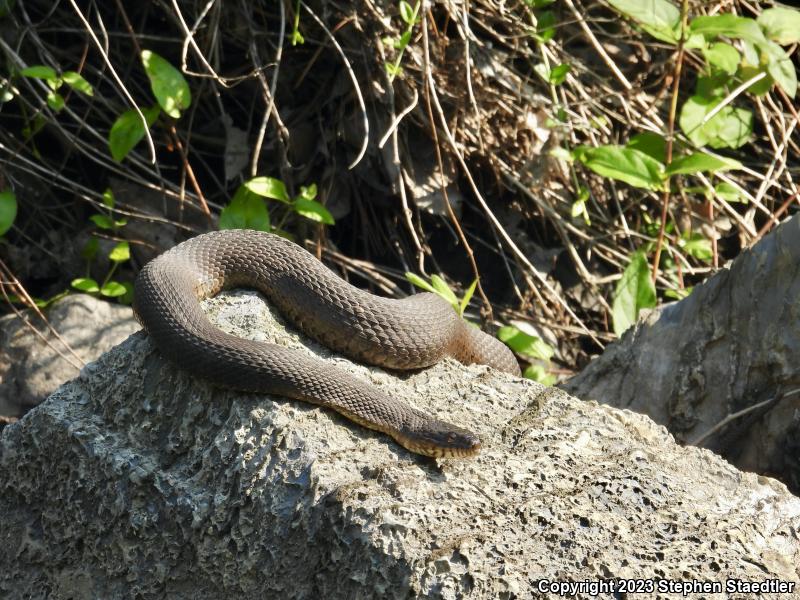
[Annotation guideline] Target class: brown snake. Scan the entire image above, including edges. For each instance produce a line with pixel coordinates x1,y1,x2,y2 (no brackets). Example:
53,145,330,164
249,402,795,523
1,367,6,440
133,230,520,458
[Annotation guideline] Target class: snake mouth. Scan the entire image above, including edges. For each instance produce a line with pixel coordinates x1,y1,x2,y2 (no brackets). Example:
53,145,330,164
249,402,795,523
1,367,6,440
395,426,481,458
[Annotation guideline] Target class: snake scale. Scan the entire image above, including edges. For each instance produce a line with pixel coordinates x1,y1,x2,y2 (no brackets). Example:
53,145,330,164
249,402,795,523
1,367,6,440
133,229,520,457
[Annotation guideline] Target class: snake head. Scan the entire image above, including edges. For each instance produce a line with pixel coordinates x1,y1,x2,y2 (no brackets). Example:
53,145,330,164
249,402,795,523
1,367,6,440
396,418,481,459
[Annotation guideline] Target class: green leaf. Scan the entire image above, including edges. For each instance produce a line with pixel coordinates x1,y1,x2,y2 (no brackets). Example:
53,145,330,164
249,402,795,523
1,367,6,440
679,232,713,261
703,42,740,75
759,40,797,98
497,325,555,361
689,14,766,44
297,183,318,201
737,65,773,96
665,152,742,176
102,188,115,208
399,0,415,24
62,71,93,96
108,241,130,262
395,30,412,49
89,214,114,229
108,105,161,162
522,364,557,386
292,197,335,225
140,50,191,118
606,0,680,43
100,281,127,297
626,132,667,163
534,10,557,43
573,145,665,190
430,274,459,309
405,272,437,294
0,189,17,236
758,7,800,45
219,185,271,232
714,182,744,202
244,176,291,202
679,95,753,149
612,251,656,336
71,277,99,293
385,62,402,77
548,63,570,85
20,65,58,82
459,279,478,316
46,91,64,111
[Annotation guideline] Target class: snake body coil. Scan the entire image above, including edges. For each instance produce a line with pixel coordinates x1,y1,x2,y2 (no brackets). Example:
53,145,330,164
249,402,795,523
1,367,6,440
133,230,520,457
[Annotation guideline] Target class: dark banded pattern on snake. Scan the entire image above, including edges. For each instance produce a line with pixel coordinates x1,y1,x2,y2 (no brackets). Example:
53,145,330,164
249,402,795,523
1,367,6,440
133,230,520,457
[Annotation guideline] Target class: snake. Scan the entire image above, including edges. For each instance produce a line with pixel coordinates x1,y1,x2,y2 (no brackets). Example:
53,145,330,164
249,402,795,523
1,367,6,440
133,229,520,458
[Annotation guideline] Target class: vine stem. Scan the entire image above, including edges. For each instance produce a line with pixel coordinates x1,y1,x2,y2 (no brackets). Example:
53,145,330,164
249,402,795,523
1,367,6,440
652,0,690,284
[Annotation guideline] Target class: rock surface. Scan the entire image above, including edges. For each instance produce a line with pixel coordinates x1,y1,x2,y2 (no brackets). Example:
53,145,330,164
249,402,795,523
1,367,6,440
561,213,800,490
0,294,140,418
1,291,799,599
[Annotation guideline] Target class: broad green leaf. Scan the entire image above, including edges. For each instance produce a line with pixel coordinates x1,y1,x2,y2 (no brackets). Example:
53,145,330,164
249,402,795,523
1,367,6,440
459,279,478,316
71,277,99,293
714,182,744,202
62,71,93,96
108,105,161,162
140,50,191,118
219,185,271,231
244,176,290,202
737,65,773,96
758,7,800,45
741,40,760,66
100,281,127,297
102,188,115,208
612,251,656,336
626,132,667,163
0,189,17,236
405,272,437,294
522,364,557,386
20,65,58,82
497,325,555,361
573,145,665,190
679,95,753,149
89,214,114,229
606,0,681,43
759,40,797,98
46,92,64,111
679,232,713,261
689,14,766,44
292,197,334,225
430,274,459,309
109,241,130,262
665,152,741,176
534,10,557,43
703,42,740,75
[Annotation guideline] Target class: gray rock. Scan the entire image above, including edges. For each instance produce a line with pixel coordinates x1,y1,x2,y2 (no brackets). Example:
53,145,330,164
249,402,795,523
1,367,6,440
560,213,800,489
0,294,140,417
1,291,799,599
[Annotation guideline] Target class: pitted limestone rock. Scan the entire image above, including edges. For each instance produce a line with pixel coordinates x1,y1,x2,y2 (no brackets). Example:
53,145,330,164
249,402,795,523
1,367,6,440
0,290,799,599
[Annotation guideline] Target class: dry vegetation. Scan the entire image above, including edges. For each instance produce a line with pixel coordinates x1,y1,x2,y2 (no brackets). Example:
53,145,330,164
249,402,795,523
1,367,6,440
0,0,797,380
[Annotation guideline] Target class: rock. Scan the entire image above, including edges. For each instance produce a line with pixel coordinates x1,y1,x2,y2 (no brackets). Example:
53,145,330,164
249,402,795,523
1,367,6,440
560,213,800,491
0,294,140,418
1,291,799,599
